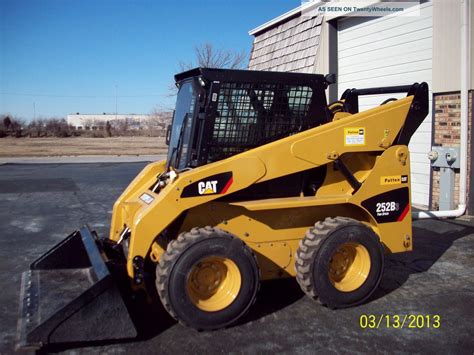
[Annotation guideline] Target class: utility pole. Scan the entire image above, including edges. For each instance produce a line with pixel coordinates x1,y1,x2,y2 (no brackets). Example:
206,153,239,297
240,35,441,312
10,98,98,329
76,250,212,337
33,102,36,120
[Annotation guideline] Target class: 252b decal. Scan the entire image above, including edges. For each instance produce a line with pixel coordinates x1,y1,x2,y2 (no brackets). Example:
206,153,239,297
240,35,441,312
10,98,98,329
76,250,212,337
375,201,399,215
361,188,409,223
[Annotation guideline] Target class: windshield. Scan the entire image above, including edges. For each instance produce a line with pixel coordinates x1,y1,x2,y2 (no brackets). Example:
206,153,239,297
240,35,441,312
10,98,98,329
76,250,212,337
167,80,197,169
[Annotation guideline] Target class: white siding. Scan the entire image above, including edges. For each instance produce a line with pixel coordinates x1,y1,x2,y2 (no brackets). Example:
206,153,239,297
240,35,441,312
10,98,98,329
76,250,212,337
432,0,474,92
337,2,433,207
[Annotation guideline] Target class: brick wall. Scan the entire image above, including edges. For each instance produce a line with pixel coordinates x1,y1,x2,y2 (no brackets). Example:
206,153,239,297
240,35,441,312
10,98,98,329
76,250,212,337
431,91,473,212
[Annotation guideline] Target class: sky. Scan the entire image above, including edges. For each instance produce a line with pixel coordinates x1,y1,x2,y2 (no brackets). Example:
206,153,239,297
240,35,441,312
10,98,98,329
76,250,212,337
0,0,300,120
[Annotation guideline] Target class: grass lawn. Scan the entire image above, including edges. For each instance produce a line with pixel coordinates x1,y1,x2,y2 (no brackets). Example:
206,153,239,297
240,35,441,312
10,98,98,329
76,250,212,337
0,136,167,157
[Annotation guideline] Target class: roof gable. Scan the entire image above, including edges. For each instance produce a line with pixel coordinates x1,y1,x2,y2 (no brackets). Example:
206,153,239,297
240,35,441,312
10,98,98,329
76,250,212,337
249,14,322,74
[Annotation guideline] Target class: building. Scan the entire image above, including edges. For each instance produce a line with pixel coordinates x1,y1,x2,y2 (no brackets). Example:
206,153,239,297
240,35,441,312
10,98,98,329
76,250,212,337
67,113,169,130
248,0,473,212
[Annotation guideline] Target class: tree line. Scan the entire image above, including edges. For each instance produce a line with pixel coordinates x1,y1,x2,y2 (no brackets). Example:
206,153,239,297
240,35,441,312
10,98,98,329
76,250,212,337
0,114,171,138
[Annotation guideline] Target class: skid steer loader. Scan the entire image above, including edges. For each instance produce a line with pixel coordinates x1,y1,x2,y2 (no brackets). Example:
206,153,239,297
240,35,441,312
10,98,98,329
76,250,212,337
16,68,428,350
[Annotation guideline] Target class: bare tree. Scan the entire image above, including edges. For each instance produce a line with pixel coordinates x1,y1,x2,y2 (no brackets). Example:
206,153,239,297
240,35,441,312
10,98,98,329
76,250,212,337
167,43,247,98
0,115,24,137
105,121,112,137
179,42,247,71
27,120,45,137
43,118,70,137
3,116,11,129
10,118,24,138
148,108,167,128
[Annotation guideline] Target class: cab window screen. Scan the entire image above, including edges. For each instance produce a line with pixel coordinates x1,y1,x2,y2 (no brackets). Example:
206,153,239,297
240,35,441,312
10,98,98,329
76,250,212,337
209,83,312,161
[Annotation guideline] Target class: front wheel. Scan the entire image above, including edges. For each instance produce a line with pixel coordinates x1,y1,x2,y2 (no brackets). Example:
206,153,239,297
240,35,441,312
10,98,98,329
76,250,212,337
156,227,259,330
296,217,384,309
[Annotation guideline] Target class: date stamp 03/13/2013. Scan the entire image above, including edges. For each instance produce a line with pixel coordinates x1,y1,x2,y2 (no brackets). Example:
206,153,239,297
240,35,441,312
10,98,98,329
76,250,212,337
359,314,441,329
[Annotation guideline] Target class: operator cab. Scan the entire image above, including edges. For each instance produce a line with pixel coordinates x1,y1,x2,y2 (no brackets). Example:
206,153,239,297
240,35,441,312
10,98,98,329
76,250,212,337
167,68,330,170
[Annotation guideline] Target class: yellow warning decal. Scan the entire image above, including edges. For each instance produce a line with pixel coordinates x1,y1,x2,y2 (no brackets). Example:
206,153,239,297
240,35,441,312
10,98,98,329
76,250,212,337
344,127,365,146
380,175,409,185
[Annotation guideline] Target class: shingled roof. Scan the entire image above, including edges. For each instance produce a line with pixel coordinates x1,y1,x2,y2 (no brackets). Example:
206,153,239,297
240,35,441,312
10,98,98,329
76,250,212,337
248,14,322,73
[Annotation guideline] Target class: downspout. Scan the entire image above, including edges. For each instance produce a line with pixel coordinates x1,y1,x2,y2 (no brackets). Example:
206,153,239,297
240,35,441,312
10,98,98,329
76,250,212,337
413,0,470,219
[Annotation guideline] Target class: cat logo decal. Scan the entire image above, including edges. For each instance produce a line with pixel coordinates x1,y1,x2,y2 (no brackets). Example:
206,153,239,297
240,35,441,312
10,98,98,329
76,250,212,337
181,172,233,198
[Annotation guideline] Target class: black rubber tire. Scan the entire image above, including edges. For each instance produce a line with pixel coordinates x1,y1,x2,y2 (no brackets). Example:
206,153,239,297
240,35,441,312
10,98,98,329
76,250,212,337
295,217,384,309
155,226,259,330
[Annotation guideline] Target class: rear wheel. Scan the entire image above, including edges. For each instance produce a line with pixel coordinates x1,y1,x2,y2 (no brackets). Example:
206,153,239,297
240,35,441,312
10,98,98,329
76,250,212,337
156,227,259,330
295,217,384,308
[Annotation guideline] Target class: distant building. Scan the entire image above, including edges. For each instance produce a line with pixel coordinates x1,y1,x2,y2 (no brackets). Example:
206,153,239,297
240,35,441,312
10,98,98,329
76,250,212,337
66,113,170,130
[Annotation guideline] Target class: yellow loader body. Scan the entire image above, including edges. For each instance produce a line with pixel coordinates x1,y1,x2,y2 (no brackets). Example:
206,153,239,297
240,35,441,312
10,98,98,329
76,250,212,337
17,68,429,349
112,97,414,279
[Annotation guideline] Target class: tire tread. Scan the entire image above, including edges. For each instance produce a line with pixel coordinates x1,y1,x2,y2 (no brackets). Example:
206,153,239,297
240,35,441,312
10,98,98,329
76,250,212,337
155,226,259,328
295,216,361,302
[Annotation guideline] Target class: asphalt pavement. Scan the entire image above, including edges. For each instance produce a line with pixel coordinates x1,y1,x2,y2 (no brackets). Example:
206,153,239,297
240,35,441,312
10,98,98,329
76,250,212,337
0,162,473,354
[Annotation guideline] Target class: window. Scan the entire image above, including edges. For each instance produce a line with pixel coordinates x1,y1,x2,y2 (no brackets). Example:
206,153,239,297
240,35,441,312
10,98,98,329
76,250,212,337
167,80,197,169
209,82,313,161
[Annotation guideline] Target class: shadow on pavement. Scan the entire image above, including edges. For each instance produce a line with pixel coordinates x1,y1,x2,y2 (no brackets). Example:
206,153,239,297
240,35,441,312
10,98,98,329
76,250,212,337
371,219,474,301
238,278,305,325
39,276,304,353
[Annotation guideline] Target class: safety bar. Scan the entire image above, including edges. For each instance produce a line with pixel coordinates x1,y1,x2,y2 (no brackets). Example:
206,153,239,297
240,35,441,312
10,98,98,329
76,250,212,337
341,83,422,114
351,85,413,96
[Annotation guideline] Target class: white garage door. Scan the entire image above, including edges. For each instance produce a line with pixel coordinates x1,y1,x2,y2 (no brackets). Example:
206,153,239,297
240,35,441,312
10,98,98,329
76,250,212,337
337,2,433,207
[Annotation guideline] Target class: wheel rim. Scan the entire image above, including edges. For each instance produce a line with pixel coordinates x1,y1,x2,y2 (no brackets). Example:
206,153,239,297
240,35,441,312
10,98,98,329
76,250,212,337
328,243,371,292
186,256,242,312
